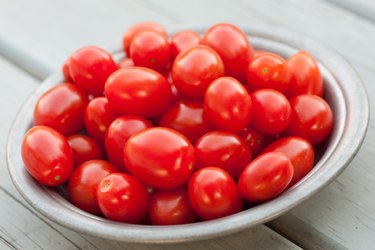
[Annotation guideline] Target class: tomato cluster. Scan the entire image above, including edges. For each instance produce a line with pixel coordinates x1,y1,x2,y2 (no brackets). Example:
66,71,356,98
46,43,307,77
21,22,333,225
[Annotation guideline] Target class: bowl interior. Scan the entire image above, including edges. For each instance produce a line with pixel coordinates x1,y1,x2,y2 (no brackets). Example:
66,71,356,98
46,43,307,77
6,24,369,243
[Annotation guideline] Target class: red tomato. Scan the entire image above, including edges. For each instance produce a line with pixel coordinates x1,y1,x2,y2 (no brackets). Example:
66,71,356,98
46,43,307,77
202,23,253,82
118,57,134,68
159,101,213,143
287,95,333,144
67,134,103,167
97,173,149,223
130,30,171,72
195,131,251,179
262,136,314,187
34,83,88,136
253,50,268,58
21,126,73,186
105,115,152,171
69,46,118,96
171,30,201,59
105,67,172,117
68,160,117,214
238,152,293,202
246,53,291,93
250,89,291,134
84,97,118,146
123,22,167,56
204,77,252,132
124,127,195,189
286,51,323,98
172,45,224,99
240,126,267,157
149,188,197,225
188,167,242,220
62,58,73,82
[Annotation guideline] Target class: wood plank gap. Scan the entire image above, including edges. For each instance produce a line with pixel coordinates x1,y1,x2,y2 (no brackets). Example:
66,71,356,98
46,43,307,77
325,0,375,24
132,0,183,22
0,186,83,250
0,233,19,250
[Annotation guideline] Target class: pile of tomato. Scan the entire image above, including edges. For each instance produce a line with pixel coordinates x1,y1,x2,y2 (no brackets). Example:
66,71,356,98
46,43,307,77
21,22,333,225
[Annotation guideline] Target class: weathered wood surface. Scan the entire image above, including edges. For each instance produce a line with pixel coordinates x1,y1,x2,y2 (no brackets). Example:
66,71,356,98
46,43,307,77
0,0,374,249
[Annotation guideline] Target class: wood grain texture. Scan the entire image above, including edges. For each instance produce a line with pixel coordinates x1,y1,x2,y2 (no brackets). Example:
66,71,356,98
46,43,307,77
327,0,375,22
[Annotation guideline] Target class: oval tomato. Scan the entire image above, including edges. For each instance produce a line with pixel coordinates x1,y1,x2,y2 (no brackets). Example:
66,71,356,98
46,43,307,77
171,30,201,59
68,160,117,214
118,57,134,68
240,126,267,157
62,57,73,82
204,77,252,132
34,83,88,136
238,152,293,202
21,126,73,186
67,134,103,167
188,167,242,220
124,127,195,189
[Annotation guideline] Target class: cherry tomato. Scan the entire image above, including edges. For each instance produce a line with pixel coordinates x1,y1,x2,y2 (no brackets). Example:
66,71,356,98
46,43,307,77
246,53,291,93
172,45,224,99
253,50,268,58
195,131,251,179
34,83,88,136
250,89,291,134
84,97,118,146
286,50,323,98
130,30,171,72
204,77,252,132
240,126,267,157
238,152,293,202
68,160,117,214
123,22,167,56
105,67,172,117
188,167,242,220
67,134,103,167
159,101,214,143
97,173,149,223
118,57,134,68
149,188,197,225
21,126,73,186
124,127,195,189
69,46,118,96
287,95,333,144
62,58,73,82
105,115,152,171
262,136,314,187
202,23,253,83
171,30,201,59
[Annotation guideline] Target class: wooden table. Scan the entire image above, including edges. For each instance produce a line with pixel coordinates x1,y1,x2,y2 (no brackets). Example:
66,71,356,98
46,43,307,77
1,0,374,249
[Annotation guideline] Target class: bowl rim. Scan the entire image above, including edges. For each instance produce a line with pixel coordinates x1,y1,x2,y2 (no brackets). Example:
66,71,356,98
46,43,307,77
6,23,369,243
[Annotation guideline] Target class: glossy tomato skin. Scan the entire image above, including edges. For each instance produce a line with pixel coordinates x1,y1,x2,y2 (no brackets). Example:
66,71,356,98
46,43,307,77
246,53,291,94
67,134,103,167
105,115,152,171
69,46,118,96
204,77,252,132
172,45,224,99
118,57,134,68
84,97,118,147
68,160,117,215
62,58,74,82
240,126,267,157
34,83,88,136
130,30,171,72
123,22,167,56
202,23,253,83
97,173,149,223
188,167,242,220
250,89,291,134
105,67,172,117
287,95,333,144
238,152,293,202
124,127,195,189
261,136,314,187
171,30,201,59
149,188,197,225
286,51,323,98
195,131,252,179
21,126,73,186
159,101,214,144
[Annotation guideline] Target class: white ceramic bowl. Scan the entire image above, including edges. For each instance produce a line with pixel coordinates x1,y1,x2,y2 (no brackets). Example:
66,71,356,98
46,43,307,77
6,23,369,243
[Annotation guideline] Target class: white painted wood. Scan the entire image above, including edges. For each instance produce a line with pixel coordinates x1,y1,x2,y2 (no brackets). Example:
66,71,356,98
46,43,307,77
327,0,375,22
